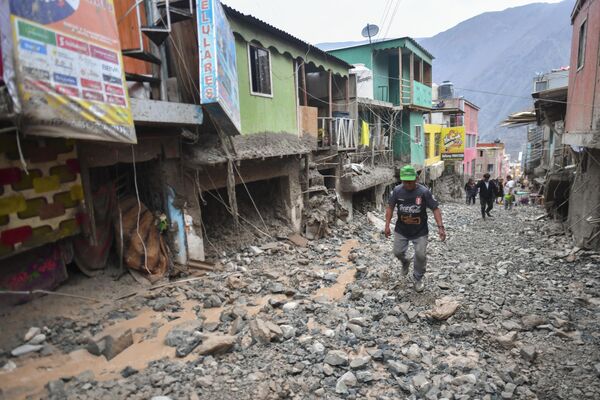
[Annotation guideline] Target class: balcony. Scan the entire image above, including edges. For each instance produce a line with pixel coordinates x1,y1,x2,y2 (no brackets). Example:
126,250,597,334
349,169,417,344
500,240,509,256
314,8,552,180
412,81,432,109
316,117,356,150
400,80,432,109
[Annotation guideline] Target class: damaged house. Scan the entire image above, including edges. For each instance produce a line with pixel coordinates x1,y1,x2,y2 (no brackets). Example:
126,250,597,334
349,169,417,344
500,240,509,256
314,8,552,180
0,0,391,299
562,0,600,249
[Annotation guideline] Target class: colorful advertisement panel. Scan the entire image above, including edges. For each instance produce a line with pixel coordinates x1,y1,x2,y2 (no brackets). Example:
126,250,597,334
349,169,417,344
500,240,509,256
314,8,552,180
197,0,241,134
440,126,465,160
0,0,136,143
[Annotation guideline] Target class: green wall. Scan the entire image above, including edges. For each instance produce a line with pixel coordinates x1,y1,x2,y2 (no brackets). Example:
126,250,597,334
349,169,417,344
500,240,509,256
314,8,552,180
372,51,390,102
235,38,298,135
410,111,425,168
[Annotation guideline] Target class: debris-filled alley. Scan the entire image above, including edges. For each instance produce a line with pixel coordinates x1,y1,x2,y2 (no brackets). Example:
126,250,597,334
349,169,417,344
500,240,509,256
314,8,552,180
1,203,599,400
2,0,600,399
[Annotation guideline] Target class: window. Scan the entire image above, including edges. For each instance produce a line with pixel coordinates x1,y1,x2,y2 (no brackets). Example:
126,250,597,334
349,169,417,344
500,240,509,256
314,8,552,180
477,164,482,172
424,133,430,157
449,113,464,127
414,125,422,144
535,80,549,92
434,132,441,156
248,44,272,96
577,20,587,70
479,150,484,157
487,163,494,173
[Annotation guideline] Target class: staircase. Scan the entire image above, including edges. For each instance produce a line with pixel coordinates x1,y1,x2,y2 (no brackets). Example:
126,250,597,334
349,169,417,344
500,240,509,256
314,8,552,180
120,0,194,88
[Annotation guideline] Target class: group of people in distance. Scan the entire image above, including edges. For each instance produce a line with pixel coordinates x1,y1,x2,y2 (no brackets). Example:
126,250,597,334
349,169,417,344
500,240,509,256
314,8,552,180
464,174,518,219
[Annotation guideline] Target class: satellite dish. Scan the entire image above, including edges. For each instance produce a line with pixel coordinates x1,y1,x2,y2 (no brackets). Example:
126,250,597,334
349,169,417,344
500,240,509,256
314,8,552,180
361,24,379,44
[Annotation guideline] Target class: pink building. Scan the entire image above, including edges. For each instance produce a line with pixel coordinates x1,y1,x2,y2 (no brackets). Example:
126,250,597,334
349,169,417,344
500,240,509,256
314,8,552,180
475,142,507,180
463,100,480,177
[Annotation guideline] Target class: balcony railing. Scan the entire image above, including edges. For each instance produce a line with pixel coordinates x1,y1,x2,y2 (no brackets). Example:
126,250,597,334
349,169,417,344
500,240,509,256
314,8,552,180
317,117,356,150
400,79,432,109
412,81,432,109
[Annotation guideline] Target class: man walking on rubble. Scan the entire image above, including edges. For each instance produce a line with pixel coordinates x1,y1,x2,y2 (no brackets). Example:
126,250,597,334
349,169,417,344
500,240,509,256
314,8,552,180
384,165,446,292
476,173,498,219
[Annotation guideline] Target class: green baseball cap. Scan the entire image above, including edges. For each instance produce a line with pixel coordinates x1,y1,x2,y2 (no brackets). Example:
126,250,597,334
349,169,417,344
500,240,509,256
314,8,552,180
400,165,417,181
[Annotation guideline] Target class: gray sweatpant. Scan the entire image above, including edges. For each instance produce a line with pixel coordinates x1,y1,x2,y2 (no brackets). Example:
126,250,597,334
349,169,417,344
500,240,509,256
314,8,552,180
393,232,428,281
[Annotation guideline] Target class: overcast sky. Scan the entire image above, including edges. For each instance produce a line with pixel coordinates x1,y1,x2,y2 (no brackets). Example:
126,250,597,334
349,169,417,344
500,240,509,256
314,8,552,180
223,0,564,44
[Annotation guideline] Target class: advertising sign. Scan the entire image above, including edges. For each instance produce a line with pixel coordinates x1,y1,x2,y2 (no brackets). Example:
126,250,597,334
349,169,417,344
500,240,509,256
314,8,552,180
0,0,136,143
197,0,241,134
440,126,465,160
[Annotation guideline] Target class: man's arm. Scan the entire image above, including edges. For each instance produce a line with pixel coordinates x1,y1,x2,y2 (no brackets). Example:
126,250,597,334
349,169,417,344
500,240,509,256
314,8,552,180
432,207,446,241
384,205,394,237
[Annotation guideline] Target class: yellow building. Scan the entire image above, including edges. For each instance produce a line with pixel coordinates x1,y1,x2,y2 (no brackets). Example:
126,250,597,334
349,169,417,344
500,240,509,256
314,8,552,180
423,124,444,181
424,124,442,166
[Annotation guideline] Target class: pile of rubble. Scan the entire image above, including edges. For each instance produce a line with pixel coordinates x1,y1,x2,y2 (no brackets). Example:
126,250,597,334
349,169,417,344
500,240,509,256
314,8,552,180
1,202,600,400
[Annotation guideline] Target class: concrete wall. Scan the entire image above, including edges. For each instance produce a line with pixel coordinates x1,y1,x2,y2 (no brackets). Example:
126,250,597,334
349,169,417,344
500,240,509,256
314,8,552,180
424,124,442,166
195,157,303,232
568,148,600,249
463,102,479,176
475,146,505,180
235,37,298,135
410,112,426,168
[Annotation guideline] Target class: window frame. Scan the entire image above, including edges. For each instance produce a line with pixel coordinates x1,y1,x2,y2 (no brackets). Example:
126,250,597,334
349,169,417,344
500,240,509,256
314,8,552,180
576,18,587,71
247,42,273,98
434,132,441,156
414,125,422,144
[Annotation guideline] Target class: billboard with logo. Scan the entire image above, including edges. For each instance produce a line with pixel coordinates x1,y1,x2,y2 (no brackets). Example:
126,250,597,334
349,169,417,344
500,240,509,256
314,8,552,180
197,0,241,134
440,126,465,160
0,0,136,143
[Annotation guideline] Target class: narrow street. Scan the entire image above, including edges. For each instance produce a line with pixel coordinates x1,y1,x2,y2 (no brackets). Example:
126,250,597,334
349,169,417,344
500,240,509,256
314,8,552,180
1,201,599,400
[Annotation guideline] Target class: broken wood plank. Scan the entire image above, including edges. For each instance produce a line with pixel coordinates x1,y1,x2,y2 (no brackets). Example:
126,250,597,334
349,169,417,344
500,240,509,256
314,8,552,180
288,233,309,247
188,260,221,271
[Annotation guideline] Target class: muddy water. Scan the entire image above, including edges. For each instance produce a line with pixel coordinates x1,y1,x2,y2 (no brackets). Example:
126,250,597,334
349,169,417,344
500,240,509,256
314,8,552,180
313,239,359,301
0,238,360,399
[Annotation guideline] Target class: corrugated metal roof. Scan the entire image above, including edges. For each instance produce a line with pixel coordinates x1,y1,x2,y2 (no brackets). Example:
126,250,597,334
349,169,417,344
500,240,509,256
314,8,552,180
222,4,353,70
328,37,435,61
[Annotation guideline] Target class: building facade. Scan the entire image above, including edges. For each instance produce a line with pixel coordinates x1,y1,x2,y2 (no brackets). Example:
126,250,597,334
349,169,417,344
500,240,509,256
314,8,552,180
328,38,434,171
562,0,600,249
475,143,507,180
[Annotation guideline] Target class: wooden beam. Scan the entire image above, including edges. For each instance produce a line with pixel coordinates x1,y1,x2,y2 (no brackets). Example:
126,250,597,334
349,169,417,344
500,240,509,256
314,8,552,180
399,50,403,106
419,58,424,84
300,62,308,106
409,52,414,104
345,76,350,112
328,70,333,118
328,70,333,144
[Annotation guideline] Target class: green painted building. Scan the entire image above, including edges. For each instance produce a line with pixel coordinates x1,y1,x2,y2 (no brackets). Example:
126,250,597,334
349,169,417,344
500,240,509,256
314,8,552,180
329,38,434,168
223,6,352,137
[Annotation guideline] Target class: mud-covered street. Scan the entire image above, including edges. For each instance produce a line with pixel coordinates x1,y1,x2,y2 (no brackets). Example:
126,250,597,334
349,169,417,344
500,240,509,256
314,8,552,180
1,202,599,400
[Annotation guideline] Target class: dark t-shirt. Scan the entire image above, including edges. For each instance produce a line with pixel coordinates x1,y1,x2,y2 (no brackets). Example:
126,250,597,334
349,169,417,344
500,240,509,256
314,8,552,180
388,183,439,239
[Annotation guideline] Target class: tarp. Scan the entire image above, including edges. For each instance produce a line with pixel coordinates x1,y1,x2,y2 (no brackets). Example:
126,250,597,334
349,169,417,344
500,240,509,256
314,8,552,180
360,120,370,146
0,0,136,143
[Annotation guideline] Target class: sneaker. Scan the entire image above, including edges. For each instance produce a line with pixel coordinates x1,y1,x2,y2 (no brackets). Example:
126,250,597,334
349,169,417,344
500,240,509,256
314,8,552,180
414,279,425,292
486,212,493,218
401,261,410,276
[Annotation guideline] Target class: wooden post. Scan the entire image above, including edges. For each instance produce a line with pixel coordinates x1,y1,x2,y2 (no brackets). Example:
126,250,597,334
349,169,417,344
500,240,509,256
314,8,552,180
226,159,239,230
328,70,333,146
301,62,308,106
399,50,403,106
419,58,424,84
345,76,349,112
409,52,414,104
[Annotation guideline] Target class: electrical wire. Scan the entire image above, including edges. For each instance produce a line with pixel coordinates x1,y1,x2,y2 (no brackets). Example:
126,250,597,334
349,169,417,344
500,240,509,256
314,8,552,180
381,0,402,41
